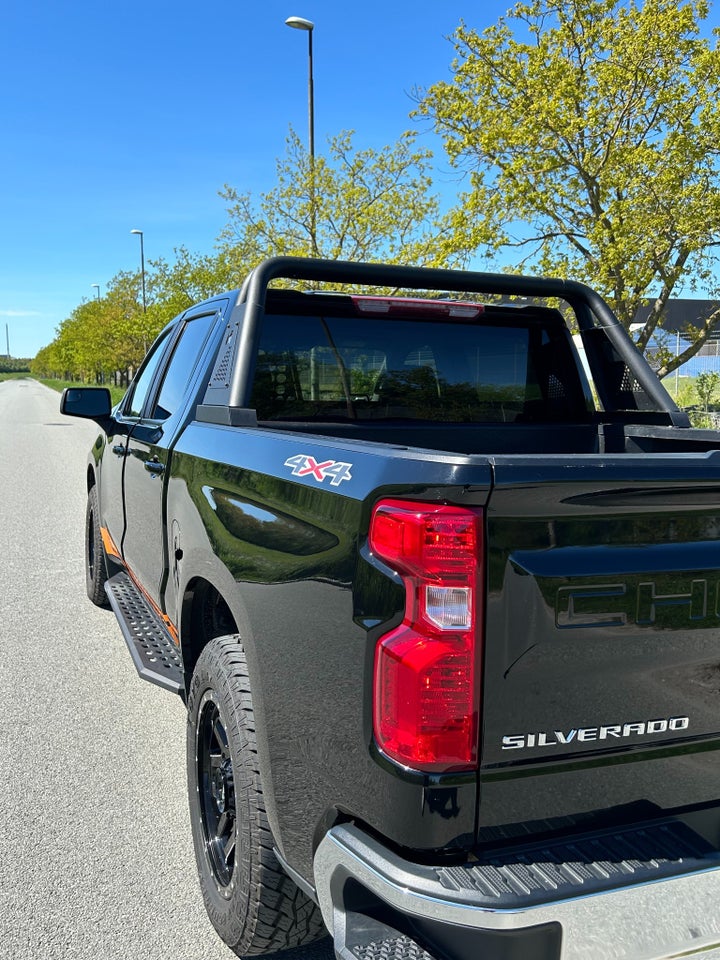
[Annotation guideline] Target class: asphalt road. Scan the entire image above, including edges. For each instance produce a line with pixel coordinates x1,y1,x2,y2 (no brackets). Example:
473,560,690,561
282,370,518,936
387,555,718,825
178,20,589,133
7,378,720,960
0,379,335,960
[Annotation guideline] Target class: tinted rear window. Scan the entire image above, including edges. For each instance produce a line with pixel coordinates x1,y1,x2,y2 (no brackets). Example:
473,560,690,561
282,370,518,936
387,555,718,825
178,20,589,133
250,312,590,423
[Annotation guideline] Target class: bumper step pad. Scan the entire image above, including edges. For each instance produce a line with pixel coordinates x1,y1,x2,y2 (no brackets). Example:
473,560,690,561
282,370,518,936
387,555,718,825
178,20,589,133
351,936,433,960
341,917,434,960
105,572,184,695
437,817,720,907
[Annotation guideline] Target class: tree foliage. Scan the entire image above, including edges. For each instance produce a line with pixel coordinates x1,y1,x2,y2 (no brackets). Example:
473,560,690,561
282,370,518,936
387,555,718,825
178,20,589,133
35,129,455,380
219,129,454,270
0,357,30,373
695,370,720,409
415,0,720,374
148,246,243,323
32,271,157,381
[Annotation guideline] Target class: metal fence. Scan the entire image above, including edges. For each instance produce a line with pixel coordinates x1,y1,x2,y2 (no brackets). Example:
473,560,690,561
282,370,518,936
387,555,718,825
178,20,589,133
672,338,720,378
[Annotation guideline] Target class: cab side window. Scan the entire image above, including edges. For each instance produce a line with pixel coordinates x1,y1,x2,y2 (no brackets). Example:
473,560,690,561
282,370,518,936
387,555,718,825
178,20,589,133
123,331,172,418
151,312,217,420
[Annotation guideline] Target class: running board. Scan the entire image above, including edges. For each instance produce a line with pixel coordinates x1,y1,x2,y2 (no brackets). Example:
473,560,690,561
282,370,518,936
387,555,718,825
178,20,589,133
105,572,184,696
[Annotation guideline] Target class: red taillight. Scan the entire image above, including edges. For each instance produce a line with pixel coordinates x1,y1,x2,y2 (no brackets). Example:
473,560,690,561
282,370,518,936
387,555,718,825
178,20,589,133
369,499,483,773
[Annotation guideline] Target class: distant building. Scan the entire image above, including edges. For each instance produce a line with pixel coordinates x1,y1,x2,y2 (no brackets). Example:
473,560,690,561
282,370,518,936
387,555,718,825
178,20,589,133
634,299,720,377
634,298,719,336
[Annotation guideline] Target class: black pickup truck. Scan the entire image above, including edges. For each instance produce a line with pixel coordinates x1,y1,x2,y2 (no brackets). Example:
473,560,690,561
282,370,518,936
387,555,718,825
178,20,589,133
62,257,720,960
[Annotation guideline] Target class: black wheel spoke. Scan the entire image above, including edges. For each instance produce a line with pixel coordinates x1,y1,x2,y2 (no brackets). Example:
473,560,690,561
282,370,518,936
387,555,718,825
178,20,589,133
222,830,236,866
197,694,236,888
212,716,230,760
216,810,230,838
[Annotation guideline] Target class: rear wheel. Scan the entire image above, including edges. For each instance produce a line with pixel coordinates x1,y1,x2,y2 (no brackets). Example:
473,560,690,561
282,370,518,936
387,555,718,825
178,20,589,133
85,485,109,607
187,635,326,956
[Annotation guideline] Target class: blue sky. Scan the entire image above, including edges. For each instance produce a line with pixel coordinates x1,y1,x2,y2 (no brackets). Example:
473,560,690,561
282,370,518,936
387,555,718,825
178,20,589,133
3,2,719,359
0,1,516,359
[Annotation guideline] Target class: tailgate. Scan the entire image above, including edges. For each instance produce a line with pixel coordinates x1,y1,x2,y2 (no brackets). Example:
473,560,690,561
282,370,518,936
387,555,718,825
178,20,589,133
478,452,720,840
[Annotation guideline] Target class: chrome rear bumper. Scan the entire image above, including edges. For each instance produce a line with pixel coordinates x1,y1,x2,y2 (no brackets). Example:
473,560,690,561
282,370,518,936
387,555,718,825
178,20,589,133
314,822,720,960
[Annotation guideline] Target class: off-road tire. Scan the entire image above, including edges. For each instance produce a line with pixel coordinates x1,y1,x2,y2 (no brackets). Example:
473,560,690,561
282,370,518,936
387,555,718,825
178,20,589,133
187,635,326,957
85,485,110,607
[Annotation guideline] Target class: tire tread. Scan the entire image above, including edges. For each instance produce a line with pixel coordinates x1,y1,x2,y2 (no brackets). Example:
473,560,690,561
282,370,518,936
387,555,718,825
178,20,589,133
85,485,110,607
187,635,326,957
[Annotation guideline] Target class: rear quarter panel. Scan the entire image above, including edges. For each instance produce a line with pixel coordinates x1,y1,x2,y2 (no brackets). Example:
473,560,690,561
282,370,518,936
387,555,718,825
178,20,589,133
167,423,492,880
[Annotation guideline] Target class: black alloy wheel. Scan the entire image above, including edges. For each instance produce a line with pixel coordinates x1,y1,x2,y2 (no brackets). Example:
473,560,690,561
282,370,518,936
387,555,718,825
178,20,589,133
85,485,109,607
186,635,326,956
196,691,237,893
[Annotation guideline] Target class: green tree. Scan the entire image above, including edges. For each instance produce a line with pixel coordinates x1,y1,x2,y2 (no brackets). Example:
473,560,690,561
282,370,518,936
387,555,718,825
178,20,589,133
415,0,720,375
0,357,30,373
30,344,55,378
103,270,160,369
36,270,154,384
219,129,456,270
148,246,242,326
695,370,720,409
36,130,456,377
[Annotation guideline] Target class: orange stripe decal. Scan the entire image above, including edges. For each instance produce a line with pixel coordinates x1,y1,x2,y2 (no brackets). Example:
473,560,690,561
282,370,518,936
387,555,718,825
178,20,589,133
100,526,122,560
101,527,180,646
126,566,180,646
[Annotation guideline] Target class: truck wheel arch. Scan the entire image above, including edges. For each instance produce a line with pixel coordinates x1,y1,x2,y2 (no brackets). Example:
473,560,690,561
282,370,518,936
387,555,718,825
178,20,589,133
180,577,241,680
180,575,290,887
186,635,326,954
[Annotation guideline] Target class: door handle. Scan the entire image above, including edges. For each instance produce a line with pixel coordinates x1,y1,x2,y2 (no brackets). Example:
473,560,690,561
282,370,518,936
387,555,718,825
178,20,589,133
144,459,165,476
112,444,126,457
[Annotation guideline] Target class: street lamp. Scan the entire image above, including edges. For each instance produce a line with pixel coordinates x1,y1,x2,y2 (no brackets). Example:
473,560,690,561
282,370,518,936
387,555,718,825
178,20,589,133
285,16,316,254
284,16,315,161
91,284,100,300
130,229,146,313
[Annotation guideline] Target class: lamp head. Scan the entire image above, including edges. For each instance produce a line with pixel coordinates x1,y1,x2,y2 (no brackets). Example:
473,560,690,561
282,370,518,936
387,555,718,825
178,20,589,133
285,16,314,31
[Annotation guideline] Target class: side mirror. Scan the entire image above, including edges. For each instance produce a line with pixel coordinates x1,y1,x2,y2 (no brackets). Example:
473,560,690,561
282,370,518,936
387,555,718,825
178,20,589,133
60,387,112,422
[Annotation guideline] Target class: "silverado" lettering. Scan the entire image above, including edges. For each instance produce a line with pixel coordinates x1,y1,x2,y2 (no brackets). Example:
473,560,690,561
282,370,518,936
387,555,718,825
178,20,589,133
501,716,690,750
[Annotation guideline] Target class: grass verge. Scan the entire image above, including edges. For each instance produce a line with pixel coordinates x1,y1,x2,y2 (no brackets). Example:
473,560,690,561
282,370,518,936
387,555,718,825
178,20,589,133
0,374,126,406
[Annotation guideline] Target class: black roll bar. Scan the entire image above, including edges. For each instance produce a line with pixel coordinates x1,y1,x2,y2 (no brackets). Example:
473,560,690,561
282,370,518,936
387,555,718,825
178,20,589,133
228,256,681,421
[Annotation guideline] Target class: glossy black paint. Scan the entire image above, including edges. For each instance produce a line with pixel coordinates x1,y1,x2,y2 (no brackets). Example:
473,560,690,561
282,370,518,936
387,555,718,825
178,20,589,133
63,259,720,892
88,303,228,608
96,422,127,558
122,420,171,605
478,454,720,842
169,431,720,877
168,423,493,878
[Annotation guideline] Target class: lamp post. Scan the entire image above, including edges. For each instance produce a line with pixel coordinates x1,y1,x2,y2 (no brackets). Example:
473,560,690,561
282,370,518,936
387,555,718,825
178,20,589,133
284,16,315,161
130,229,146,313
91,284,100,300
285,16,316,255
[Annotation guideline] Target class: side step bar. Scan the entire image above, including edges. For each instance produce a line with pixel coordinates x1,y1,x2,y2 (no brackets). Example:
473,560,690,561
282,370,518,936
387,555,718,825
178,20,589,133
105,572,184,696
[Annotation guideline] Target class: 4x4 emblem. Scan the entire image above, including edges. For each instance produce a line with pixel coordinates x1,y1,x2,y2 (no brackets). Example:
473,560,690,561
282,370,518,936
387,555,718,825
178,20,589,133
284,454,353,486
